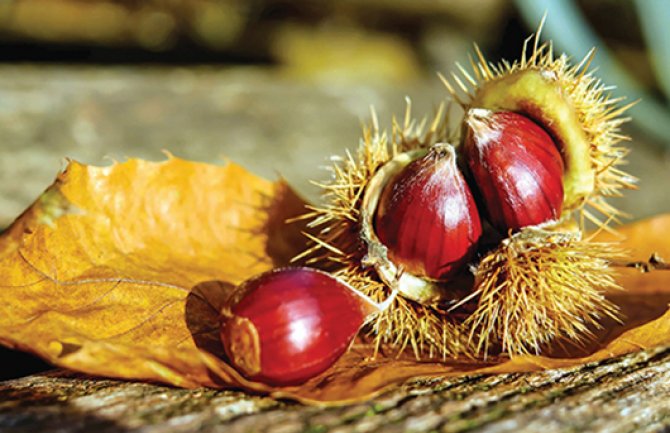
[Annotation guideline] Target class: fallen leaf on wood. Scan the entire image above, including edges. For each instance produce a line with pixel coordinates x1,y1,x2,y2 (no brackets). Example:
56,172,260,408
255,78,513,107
0,157,307,390
1,158,669,405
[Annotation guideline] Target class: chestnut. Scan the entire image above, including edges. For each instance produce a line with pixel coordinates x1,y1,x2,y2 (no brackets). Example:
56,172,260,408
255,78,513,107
374,143,483,281
464,109,564,233
220,267,389,386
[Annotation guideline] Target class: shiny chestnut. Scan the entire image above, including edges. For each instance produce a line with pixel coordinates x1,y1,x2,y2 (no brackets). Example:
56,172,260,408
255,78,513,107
220,267,379,386
464,109,564,233
373,144,483,281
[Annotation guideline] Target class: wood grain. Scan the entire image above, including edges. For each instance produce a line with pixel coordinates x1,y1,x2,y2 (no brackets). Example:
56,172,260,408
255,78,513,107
2,345,669,433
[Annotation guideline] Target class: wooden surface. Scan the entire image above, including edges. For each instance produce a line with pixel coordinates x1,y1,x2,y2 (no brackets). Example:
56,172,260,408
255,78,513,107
1,345,669,432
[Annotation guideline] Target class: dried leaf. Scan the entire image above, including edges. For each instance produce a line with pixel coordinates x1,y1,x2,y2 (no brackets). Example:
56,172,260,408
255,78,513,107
0,157,307,389
1,159,669,405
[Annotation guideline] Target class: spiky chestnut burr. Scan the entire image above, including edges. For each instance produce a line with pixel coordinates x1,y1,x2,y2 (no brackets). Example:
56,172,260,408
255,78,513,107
294,104,475,358
220,267,395,386
373,143,482,282
442,23,636,231
460,228,623,356
297,23,637,360
435,24,637,356
464,109,564,232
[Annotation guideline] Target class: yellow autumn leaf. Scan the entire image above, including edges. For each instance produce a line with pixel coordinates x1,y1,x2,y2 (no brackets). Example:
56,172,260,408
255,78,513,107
1,157,669,405
0,157,306,389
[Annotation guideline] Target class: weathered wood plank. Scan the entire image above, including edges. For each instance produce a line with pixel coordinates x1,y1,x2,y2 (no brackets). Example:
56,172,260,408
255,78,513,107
2,346,669,433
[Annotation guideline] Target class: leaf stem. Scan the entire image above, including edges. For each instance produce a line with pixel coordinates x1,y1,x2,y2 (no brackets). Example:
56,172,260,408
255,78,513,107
611,253,670,273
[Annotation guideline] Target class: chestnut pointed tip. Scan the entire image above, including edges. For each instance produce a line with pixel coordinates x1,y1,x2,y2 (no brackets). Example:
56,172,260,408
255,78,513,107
430,142,456,156
466,107,494,122
465,109,502,148
427,143,460,171
466,108,496,125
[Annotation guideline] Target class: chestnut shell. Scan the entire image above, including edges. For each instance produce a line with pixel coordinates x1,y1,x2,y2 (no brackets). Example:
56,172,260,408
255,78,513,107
464,109,564,233
220,268,371,386
374,144,483,281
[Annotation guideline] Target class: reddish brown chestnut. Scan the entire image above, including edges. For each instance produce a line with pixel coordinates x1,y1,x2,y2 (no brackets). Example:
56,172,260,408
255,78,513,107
464,109,564,233
373,144,483,281
220,267,387,386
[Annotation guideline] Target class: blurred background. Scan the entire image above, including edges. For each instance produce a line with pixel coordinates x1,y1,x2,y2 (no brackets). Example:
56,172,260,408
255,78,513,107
1,0,670,379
